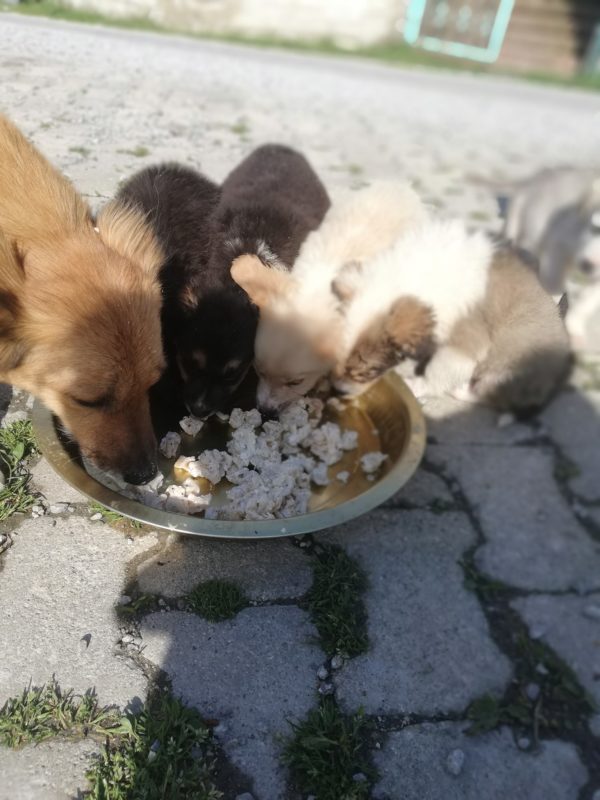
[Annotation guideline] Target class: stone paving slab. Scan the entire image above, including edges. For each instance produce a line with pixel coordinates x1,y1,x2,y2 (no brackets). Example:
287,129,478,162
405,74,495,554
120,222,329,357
30,457,89,507
135,534,313,600
0,516,155,710
383,466,454,510
372,722,588,800
141,606,323,799
513,592,600,708
1,739,99,800
541,389,600,503
429,443,600,592
423,398,534,446
326,510,512,715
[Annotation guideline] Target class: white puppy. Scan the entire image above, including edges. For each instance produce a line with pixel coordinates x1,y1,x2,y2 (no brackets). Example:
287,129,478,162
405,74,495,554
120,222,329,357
231,181,428,411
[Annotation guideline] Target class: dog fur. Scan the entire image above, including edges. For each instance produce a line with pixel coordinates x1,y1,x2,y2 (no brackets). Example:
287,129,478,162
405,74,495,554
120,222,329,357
335,220,570,413
121,146,330,418
231,181,427,411
0,114,165,482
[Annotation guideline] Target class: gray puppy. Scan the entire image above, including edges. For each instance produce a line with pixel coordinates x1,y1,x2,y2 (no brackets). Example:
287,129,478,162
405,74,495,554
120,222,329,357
503,167,600,294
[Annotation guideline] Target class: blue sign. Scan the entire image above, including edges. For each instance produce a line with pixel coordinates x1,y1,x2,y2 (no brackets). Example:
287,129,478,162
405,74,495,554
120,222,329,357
404,0,515,64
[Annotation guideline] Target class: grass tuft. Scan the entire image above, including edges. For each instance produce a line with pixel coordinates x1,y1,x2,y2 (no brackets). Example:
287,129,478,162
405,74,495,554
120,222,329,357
0,420,38,521
1,680,222,799
306,544,368,658
283,697,374,800
86,692,222,800
187,580,247,622
69,145,91,156
0,680,123,748
467,633,595,740
118,145,151,157
90,501,142,530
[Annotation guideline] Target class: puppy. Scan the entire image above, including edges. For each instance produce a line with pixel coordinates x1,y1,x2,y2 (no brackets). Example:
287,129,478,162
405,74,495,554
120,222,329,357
116,163,222,417
0,115,165,483
504,167,600,292
120,145,330,418
231,181,427,412
335,221,570,413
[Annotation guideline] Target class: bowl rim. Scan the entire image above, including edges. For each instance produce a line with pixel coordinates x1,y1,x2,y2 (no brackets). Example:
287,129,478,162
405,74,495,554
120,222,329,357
32,373,426,539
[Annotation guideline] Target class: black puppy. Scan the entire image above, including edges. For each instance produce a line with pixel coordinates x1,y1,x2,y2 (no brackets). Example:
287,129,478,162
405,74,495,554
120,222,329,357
118,145,329,417
116,163,222,419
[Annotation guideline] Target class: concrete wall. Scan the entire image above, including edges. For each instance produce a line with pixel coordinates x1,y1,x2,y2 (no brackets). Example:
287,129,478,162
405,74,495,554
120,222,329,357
63,0,409,47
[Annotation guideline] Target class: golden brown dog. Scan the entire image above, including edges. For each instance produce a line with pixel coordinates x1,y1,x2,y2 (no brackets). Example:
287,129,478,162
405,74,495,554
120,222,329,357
0,115,165,483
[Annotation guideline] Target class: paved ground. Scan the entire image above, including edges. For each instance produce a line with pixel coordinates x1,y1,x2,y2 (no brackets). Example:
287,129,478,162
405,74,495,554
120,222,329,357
0,13,599,800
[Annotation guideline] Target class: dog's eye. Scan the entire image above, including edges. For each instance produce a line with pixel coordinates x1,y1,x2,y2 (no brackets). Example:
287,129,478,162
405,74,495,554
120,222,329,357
285,378,304,387
71,394,110,409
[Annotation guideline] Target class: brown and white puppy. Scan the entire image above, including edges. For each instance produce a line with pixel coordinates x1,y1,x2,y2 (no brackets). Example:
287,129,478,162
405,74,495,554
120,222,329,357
0,115,165,483
334,220,571,414
231,181,427,412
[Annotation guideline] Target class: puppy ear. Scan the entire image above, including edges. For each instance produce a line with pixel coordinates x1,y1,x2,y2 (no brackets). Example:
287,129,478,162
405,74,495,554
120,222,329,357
385,296,436,363
95,201,164,276
0,236,27,373
230,254,291,308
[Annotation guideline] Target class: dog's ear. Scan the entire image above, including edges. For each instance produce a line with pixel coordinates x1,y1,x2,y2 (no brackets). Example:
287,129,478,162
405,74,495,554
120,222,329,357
0,236,27,373
95,201,164,276
230,254,291,308
385,296,436,364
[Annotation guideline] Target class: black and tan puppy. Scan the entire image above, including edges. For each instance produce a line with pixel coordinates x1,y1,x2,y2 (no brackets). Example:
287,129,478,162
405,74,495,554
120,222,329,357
117,163,221,418
119,145,330,418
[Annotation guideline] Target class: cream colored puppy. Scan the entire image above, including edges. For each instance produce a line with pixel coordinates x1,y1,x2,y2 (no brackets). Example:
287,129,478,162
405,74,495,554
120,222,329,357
231,181,427,412
334,222,571,413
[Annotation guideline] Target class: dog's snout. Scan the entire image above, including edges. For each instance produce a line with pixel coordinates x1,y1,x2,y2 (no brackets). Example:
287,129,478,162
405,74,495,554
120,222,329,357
124,460,158,486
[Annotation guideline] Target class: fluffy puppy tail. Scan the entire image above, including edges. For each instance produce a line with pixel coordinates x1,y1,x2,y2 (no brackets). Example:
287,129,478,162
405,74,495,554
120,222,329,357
297,180,428,274
0,115,91,247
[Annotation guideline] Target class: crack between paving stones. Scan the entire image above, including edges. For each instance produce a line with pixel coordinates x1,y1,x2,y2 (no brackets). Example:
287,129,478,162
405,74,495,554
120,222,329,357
422,457,600,796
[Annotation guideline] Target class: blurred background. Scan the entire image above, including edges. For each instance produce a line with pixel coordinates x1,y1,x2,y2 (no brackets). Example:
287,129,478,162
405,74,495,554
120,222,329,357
6,0,600,81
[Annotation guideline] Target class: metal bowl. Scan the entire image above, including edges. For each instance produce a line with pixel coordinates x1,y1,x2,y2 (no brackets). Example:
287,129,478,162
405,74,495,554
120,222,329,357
32,373,426,539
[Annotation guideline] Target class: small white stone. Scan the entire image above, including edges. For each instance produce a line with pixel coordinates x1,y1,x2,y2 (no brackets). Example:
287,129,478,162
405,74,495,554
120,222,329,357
583,604,600,621
90,513,103,521
49,503,69,514
120,634,134,644
445,748,465,776
517,736,530,750
317,666,329,681
352,772,367,783
318,682,334,696
525,682,540,701
497,412,515,428
117,595,131,606
330,654,344,670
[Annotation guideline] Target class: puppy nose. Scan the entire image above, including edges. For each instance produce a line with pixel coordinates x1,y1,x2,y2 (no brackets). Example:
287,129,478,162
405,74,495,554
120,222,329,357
123,461,158,486
259,406,279,421
189,399,210,419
